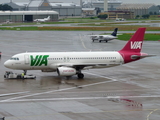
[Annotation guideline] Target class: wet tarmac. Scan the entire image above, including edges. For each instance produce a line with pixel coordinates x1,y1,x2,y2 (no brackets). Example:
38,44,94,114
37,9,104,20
0,30,160,120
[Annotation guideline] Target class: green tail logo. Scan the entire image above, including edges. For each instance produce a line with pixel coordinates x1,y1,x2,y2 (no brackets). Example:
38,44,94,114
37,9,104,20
30,55,49,66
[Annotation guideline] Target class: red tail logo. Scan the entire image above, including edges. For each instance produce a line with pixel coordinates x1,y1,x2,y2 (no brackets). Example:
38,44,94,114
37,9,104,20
118,28,146,63
131,41,142,49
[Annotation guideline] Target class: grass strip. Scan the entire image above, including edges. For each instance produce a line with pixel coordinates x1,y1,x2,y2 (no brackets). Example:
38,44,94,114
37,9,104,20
0,26,159,32
118,33,160,41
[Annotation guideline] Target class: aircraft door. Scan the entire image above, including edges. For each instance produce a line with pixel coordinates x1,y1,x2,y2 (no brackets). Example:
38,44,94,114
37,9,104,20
24,54,29,64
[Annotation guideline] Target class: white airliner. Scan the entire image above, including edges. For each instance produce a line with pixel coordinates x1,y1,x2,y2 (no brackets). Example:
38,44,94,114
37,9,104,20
34,16,50,22
89,28,118,42
4,28,152,79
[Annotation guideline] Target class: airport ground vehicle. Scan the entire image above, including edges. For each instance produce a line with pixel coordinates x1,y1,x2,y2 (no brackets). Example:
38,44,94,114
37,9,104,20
4,71,36,79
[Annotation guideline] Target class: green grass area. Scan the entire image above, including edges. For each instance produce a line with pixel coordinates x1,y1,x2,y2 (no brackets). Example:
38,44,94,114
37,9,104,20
0,27,39,30
0,26,159,31
118,33,160,41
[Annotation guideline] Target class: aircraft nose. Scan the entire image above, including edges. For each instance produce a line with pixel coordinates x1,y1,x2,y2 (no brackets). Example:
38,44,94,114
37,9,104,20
4,60,12,68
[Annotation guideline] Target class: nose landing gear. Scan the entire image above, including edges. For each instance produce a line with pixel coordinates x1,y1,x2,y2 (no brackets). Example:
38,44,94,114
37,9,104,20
23,70,27,75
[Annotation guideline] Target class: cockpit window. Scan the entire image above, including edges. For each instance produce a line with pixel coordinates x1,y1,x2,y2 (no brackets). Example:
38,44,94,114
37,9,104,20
10,58,19,60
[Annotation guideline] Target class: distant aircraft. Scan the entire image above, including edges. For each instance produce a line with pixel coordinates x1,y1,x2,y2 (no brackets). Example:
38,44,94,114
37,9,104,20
89,28,118,42
116,18,125,21
34,16,50,22
4,28,153,79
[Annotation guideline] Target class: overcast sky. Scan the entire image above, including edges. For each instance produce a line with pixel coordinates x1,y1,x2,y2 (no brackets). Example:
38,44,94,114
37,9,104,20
0,0,160,5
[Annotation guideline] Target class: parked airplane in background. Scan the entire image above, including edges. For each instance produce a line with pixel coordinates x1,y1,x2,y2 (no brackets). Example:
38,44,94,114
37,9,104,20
4,28,153,79
116,18,125,21
89,28,118,42
34,16,50,22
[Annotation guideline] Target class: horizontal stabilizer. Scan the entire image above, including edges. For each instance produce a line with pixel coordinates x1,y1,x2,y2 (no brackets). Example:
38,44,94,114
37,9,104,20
131,55,156,59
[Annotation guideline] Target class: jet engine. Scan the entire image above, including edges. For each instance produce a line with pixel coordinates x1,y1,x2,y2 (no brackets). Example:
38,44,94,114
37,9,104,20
57,67,77,77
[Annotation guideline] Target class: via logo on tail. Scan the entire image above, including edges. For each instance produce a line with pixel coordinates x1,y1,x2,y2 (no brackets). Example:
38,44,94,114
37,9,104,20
131,41,143,49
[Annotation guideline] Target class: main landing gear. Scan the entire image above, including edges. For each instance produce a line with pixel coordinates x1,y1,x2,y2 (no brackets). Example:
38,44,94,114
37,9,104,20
77,73,84,79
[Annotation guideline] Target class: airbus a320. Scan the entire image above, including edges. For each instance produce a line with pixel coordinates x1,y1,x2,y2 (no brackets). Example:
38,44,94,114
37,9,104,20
4,28,153,79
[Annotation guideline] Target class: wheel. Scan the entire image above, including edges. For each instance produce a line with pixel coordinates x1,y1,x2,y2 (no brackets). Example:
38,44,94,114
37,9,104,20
99,40,101,43
106,41,108,43
92,40,94,42
17,75,21,79
77,73,84,79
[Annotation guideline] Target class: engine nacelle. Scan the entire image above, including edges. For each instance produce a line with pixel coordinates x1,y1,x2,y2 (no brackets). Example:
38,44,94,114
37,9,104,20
57,67,76,77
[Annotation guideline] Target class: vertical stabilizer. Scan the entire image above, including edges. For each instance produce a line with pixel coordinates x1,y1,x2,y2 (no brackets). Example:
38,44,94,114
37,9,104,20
111,28,118,37
118,28,146,63
119,28,146,53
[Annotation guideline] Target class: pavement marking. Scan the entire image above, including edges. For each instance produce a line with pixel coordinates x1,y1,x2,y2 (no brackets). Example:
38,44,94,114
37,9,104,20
44,89,150,95
147,109,159,120
86,71,154,88
79,34,90,50
2,71,159,103
0,72,117,102
2,108,156,120
0,91,30,97
3,95,160,103
84,72,118,82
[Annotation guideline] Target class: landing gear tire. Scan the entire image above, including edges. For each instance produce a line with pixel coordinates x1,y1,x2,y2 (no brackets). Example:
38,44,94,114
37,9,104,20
106,41,108,43
77,73,84,79
92,40,94,42
99,40,101,43
17,75,21,79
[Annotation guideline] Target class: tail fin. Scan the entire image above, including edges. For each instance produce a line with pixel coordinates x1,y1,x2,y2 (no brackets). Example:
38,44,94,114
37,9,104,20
111,28,118,36
119,28,146,53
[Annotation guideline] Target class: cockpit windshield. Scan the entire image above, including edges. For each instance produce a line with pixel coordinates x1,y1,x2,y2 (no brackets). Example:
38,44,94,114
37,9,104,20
10,58,19,60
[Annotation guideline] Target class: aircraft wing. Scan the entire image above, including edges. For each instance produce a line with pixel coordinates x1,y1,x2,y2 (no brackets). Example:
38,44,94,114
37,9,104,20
50,63,120,69
88,35,106,37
